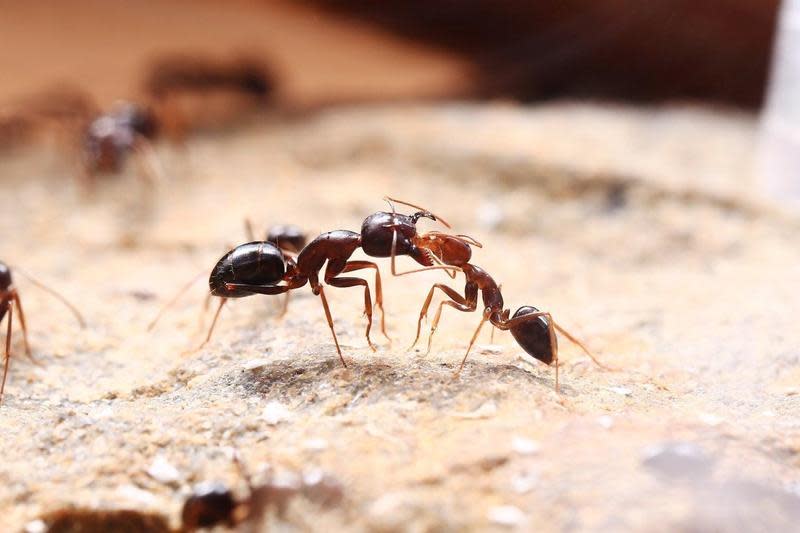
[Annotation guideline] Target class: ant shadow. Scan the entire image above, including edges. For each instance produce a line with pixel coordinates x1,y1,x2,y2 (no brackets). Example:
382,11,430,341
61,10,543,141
231,353,568,408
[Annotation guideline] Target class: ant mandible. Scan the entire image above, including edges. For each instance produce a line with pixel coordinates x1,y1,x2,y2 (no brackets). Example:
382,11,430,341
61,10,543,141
407,233,606,391
217,198,457,366
0,261,85,403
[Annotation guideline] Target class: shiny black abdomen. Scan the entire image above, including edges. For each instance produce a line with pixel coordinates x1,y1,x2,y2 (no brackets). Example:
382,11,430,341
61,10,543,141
510,306,556,365
209,241,285,297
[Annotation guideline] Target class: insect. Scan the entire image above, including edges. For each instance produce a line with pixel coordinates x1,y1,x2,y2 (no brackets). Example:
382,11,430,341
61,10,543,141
409,234,605,391
144,54,274,141
216,198,457,366
81,101,162,185
0,261,85,404
146,222,308,334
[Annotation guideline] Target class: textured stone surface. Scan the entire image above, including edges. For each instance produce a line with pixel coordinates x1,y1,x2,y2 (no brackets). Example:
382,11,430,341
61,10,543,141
1,103,799,531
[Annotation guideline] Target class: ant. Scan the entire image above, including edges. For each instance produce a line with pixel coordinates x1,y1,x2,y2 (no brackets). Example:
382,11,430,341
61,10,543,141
146,222,308,333
144,54,274,141
406,233,606,391
81,101,163,185
181,451,343,531
215,198,458,366
0,261,85,404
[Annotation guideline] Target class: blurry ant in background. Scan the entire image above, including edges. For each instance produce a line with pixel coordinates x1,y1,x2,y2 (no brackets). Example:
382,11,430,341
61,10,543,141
80,100,163,187
407,233,606,391
219,198,458,366
144,54,275,141
0,261,85,404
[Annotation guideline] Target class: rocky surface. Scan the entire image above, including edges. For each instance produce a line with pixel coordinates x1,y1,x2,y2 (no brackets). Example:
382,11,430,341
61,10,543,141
1,102,799,532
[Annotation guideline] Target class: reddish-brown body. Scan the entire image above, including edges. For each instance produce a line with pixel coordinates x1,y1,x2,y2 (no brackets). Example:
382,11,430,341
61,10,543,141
410,234,601,390
206,201,456,366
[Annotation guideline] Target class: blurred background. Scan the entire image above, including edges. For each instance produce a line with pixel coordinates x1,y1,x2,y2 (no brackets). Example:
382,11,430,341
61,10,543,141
0,0,780,110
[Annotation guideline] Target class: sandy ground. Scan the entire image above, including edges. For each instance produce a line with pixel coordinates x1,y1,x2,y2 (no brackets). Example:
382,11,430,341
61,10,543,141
1,102,800,532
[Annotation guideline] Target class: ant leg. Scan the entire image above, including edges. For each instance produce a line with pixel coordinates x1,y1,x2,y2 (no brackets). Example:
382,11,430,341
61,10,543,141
198,292,214,332
195,297,227,351
340,261,390,342
132,136,165,186
12,292,32,360
489,284,502,344
147,270,206,332
244,218,257,241
455,314,488,376
12,268,85,327
553,323,608,369
316,287,346,368
410,284,469,351
279,292,290,318
1,302,13,403
426,296,477,356
325,276,377,352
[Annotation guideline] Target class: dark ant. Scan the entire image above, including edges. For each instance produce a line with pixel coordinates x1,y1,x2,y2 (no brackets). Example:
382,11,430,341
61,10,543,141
81,101,162,185
146,222,307,333
181,453,341,531
215,198,457,366
144,54,274,141
0,261,86,404
407,233,606,391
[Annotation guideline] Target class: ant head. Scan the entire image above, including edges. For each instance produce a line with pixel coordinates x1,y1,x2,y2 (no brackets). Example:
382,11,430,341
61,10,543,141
0,262,11,290
182,481,237,530
267,224,307,253
509,306,557,365
361,211,433,266
415,232,473,267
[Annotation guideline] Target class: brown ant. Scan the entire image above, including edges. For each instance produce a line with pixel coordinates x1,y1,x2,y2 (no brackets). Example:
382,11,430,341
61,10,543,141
81,101,163,185
406,233,606,391
144,54,274,141
0,261,85,404
216,198,457,366
147,223,307,334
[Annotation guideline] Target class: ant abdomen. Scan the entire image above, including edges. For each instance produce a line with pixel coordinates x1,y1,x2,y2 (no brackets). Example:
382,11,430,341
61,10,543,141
209,242,286,298
181,481,238,530
510,306,557,365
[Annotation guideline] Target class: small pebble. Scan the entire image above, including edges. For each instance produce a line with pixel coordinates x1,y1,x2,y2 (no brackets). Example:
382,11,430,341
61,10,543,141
476,201,506,230
642,441,713,480
24,519,46,533
242,358,271,370
697,413,724,426
488,505,526,527
116,484,158,506
303,438,329,451
608,386,632,396
262,401,292,425
452,401,497,419
597,415,614,429
511,436,541,455
511,470,539,493
147,455,181,484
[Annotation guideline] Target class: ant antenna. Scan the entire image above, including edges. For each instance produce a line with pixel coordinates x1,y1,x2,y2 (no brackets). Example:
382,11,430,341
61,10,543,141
147,270,206,331
12,267,86,328
383,196,451,229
